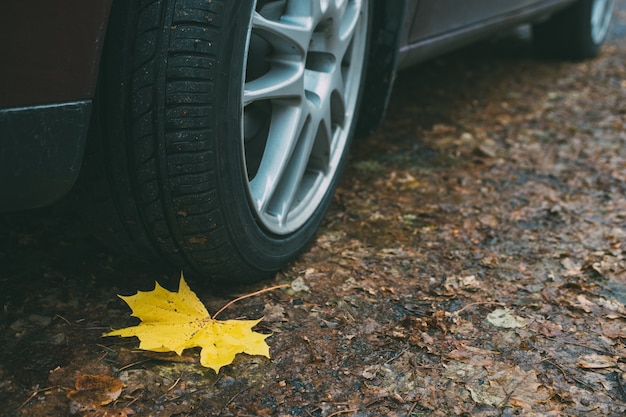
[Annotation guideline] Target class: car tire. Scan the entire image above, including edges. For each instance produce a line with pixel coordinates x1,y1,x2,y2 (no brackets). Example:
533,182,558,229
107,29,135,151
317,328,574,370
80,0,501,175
79,0,371,284
532,0,614,59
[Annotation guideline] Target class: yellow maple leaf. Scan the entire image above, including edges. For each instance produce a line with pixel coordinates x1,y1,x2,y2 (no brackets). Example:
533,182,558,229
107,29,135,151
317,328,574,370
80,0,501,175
104,274,270,373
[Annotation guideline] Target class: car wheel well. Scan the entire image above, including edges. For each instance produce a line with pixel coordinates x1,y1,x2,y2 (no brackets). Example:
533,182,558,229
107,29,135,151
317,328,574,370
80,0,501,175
355,0,408,137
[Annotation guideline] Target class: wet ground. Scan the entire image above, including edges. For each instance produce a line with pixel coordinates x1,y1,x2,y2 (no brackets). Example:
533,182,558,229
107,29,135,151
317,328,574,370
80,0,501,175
2,2,626,416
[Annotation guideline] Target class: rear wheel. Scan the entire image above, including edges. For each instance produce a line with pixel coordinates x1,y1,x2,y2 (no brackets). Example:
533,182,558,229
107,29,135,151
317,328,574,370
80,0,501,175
80,0,371,284
533,0,614,59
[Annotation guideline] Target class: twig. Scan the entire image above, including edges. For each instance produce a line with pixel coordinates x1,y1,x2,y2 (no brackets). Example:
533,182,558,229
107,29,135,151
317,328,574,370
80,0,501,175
384,348,409,365
327,409,357,417
542,358,569,381
541,358,595,392
118,359,151,371
123,394,142,409
562,339,614,356
213,284,290,319
217,386,251,416
96,343,117,353
168,373,184,392
452,301,505,316
18,386,57,410
365,399,383,408
53,314,71,325
95,352,108,364
497,370,531,408
305,406,321,416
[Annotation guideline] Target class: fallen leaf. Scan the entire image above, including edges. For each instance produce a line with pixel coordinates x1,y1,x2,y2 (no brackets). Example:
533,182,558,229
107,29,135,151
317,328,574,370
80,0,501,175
446,362,549,408
534,320,563,337
67,374,124,414
573,294,599,313
262,302,287,323
601,321,626,338
290,276,311,292
104,274,270,373
95,407,135,417
576,354,619,369
561,258,581,276
448,344,501,360
478,213,499,228
486,308,528,329
444,274,481,292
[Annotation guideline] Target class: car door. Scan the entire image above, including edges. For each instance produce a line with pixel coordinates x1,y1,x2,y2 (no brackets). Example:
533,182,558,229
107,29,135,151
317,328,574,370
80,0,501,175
408,0,544,42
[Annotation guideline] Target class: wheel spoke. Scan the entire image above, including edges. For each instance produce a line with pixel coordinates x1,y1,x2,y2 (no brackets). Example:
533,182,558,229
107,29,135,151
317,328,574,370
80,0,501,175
251,11,311,55
248,103,309,213
305,71,341,150
243,0,368,234
244,62,304,105
591,0,614,44
337,0,362,42
266,119,318,225
310,0,362,62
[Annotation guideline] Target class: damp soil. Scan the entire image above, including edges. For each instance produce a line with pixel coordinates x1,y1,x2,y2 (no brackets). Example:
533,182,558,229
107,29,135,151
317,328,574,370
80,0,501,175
2,4,626,416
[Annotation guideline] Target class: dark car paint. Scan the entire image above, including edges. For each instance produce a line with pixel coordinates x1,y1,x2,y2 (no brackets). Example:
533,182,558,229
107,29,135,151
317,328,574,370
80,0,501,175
407,0,545,42
398,0,578,68
0,0,586,211
0,102,91,211
0,0,113,108
0,0,112,211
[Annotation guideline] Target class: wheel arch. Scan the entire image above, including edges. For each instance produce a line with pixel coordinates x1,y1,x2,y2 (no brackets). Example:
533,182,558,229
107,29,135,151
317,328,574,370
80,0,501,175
355,0,409,137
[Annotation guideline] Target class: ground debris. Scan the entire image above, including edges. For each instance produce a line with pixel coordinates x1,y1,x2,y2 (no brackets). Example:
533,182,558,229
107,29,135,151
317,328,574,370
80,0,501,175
3,5,626,415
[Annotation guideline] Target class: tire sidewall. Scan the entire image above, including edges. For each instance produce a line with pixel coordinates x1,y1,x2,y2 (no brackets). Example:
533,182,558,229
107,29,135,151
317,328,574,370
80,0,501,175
533,0,612,59
216,0,371,271
577,0,602,55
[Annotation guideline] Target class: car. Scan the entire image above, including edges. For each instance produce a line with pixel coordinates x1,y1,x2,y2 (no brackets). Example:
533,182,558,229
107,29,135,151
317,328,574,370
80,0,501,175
0,0,614,284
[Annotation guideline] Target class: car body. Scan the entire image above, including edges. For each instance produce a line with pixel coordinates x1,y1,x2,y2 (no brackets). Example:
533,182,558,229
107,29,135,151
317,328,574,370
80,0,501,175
0,0,112,211
0,0,614,283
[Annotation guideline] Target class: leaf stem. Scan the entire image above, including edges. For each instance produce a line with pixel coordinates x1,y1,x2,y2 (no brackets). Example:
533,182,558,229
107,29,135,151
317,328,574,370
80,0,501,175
213,284,290,319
